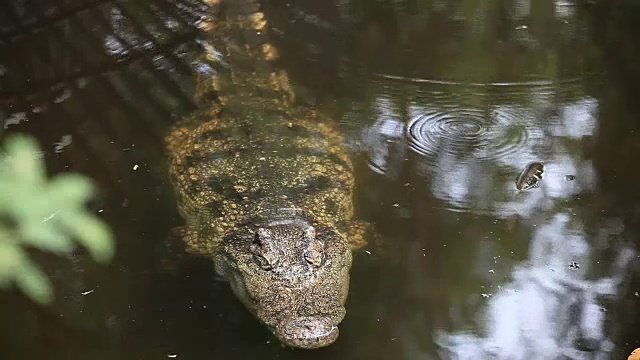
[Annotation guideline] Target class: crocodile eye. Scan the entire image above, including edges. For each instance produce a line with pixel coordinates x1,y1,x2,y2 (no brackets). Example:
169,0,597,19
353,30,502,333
254,253,273,270
304,249,323,267
254,228,270,244
303,226,323,267
252,228,275,270
250,243,274,270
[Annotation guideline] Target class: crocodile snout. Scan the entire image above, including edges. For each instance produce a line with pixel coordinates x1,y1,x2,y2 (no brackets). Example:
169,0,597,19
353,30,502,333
276,316,340,349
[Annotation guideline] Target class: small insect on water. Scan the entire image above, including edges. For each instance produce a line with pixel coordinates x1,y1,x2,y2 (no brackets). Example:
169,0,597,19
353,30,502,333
515,162,544,190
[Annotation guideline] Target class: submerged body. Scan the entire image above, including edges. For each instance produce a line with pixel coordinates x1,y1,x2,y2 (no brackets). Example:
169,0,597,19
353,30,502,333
165,5,367,345
166,100,366,348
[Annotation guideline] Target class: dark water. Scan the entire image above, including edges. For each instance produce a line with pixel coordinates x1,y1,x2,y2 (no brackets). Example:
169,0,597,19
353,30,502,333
1,0,640,359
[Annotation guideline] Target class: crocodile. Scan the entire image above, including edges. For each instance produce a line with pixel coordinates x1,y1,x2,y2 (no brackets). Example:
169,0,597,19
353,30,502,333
165,0,368,349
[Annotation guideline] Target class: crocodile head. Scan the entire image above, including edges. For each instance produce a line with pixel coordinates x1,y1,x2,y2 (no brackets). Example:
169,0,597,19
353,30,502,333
215,217,352,349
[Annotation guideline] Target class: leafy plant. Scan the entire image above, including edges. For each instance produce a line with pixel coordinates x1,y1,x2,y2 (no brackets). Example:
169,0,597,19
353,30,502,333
0,135,114,304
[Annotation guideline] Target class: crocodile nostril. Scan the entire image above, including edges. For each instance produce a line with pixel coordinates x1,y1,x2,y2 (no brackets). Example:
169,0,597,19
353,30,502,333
277,317,339,349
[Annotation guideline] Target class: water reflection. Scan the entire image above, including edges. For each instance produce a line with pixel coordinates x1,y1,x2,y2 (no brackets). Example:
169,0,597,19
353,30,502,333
437,213,636,359
349,1,638,356
1,0,639,358
360,97,407,178
359,78,597,217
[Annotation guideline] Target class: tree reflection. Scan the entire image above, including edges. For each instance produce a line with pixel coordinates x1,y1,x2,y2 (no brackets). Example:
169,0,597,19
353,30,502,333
340,0,638,359
3,0,637,358
437,213,635,359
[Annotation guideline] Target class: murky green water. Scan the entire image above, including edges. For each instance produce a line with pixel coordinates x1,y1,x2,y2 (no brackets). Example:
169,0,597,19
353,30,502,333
1,0,639,359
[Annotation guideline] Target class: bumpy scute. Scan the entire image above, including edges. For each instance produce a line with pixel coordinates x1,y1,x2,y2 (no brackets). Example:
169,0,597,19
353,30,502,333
166,0,370,349
166,73,367,349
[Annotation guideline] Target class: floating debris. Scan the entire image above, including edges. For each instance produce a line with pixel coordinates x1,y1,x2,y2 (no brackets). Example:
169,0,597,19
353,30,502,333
53,135,72,153
132,163,140,171
167,354,178,358
365,250,372,255
53,87,72,104
41,210,60,223
565,174,576,181
81,289,95,296
4,112,28,129
515,161,544,190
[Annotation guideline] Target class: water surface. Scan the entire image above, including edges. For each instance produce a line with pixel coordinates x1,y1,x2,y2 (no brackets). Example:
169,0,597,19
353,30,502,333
1,1,639,359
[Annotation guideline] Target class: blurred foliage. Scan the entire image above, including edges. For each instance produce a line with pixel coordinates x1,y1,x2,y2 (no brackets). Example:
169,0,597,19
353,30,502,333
0,135,114,304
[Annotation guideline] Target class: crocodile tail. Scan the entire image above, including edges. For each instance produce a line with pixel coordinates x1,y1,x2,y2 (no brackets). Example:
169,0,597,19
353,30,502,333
196,0,295,108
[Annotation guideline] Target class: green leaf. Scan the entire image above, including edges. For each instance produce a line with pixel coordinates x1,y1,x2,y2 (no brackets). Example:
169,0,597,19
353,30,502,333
0,237,23,285
58,211,114,263
3,185,52,225
46,173,95,207
18,220,74,254
0,235,53,304
2,135,45,185
14,256,53,304
0,134,114,304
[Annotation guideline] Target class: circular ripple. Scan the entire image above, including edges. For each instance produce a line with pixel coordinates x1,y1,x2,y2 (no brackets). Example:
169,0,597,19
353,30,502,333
407,107,532,162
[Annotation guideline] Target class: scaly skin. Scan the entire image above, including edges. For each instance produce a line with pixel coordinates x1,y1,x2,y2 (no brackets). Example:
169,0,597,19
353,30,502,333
165,0,369,348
